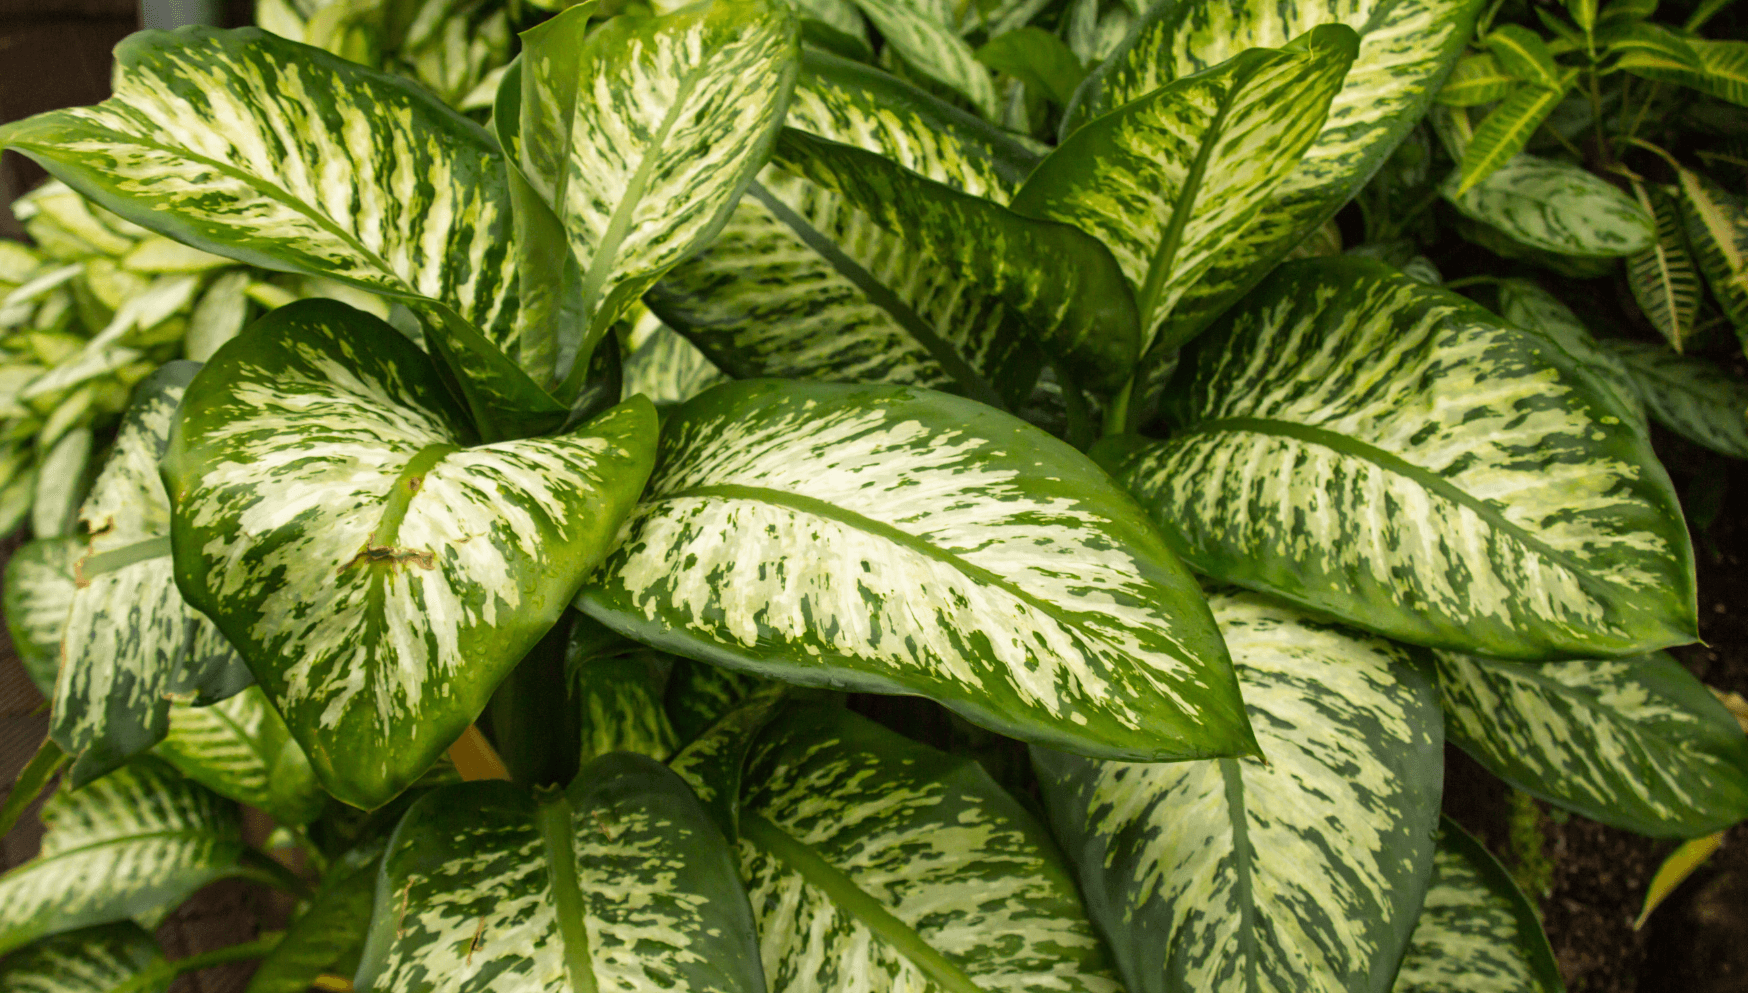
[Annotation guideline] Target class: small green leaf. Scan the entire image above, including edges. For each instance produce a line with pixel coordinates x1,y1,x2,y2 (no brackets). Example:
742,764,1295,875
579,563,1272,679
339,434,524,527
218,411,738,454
1617,33,1748,106
164,300,658,809
1456,77,1577,193
0,759,246,956
975,27,1086,105
355,754,765,993
1034,588,1443,993
1447,154,1655,256
1485,25,1561,87
1012,26,1358,356
517,0,800,377
1106,258,1696,660
1627,180,1703,352
1605,340,1748,459
846,0,1000,117
3,536,82,696
1436,52,1522,106
1436,650,1748,836
567,627,680,765
0,923,169,993
1677,168,1748,347
741,703,1120,991
578,379,1255,763
1394,818,1564,993
32,427,92,540
665,659,775,744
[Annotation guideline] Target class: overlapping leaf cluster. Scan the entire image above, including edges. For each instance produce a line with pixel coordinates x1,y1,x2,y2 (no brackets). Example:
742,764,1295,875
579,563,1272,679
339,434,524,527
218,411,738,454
0,0,1745,991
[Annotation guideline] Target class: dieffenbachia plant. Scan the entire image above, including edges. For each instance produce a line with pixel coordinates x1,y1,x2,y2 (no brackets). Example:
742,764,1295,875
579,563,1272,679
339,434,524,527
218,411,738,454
1,0,1744,988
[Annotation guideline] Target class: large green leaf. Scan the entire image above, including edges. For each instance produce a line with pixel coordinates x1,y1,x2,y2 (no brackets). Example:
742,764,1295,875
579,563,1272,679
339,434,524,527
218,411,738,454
0,760,246,956
1436,650,1748,837
647,51,1046,409
738,703,1121,992
1010,27,1356,360
0,923,169,993
0,27,516,360
1063,0,1482,348
1033,588,1444,993
1677,168,1748,343
163,300,658,809
770,127,1141,389
1604,340,1748,459
3,535,81,696
1493,279,1644,428
153,686,324,827
567,624,680,765
354,753,764,993
1393,819,1563,993
1443,155,1655,257
1103,258,1695,660
1627,180,1702,352
577,379,1254,762
52,362,252,789
517,0,799,382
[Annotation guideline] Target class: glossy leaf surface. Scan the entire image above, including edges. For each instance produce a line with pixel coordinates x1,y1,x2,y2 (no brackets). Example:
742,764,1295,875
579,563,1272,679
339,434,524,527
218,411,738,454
0,760,245,956
1013,27,1356,356
355,753,764,993
740,703,1121,993
1108,258,1696,660
1034,588,1443,993
579,379,1254,762
1456,77,1573,193
244,850,379,993
1436,650,1748,837
847,0,999,117
1627,180,1701,352
164,300,658,809
1393,819,1563,993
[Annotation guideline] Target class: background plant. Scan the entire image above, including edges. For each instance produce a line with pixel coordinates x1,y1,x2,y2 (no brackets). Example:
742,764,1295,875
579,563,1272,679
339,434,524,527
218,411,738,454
0,0,1742,992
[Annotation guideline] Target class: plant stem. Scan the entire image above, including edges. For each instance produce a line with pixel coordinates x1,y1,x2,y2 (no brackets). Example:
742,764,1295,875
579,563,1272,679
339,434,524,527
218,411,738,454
1587,69,1612,169
1102,378,1134,438
116,934,283,993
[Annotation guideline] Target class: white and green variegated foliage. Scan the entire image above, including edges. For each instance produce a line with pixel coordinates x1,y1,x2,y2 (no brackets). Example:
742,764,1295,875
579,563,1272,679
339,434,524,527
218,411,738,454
1034,588,1444,993
1604,340,1748,459
52,362,253,788
621,321,729,407
1492,279,1645,428
353,753,765,993
1104,258,1696,661
1393,819,1564,993
735,702,1122,993
1063,0,1483,357
0,759,249,957
1435,650,1748,837
647,51,1052,411
1677,168,1748,348
163,300,658,809
576,378,1256,764
2,535,81,695
0,923,169,993
153,686,325,826
1442,156,1656,259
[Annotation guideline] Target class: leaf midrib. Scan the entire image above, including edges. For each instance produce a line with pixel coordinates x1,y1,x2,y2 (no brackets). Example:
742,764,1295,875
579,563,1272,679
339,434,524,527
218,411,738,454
648,482,1093,635
740,812,983,993
1220,758,1259,993
537,794,599,993
745,181,1008,411
1172,416,1614,592
20,828,233,871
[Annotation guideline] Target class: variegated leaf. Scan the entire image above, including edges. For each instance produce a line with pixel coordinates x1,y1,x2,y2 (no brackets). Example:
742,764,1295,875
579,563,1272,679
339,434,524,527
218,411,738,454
666,682,787,842
1483,26,1559,87
1435,649,1748,836
1627,180,1701,352
1033,588,1443,993
154,686,324,827
162,300,658,809
1677,168,1748,344
665,659,776,745
1456,77,1574,193
1393,819,1563,993
771,127,1141,389
244,848,379,993
0,28,516,355
33,428,93,541
1104,258,1695,660
1494,279,1644,428
739,703,1121,993
354,754,764,993
1063,0,1481,347
1444,155,1654,257
517,0,799,381
621,323,729,407
1436,52,1520,106
1011,26,1356,358
1616,33,1748,107
1604,340,1748,459
52,362,253,789
567,631,680,765
3,535,81,696
0,759,246,956
577,379,1255,762
0,923,169,993
647,51,1045,408
846,0,999,118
